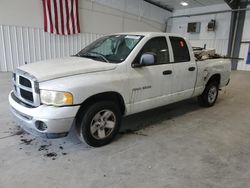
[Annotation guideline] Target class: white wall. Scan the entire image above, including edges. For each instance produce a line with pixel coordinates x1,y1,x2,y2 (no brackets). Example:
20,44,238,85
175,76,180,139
168,4,231,56
0,0,171,71
238,6,250,71
0,0,170,33
82,0,171,33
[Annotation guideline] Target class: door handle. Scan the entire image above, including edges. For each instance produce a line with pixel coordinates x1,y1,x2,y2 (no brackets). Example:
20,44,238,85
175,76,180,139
188,67,196,71
163,70,172,75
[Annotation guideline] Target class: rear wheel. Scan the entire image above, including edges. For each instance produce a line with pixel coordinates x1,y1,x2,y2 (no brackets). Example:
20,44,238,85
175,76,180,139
198,81,219,107
76,101,121,147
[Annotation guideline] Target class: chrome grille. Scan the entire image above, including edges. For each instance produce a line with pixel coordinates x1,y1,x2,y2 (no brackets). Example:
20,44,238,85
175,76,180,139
12,69,40,107
19,76,32,88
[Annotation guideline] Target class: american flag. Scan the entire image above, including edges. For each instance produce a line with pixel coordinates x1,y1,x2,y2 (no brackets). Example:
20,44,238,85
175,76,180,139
42,0,80,35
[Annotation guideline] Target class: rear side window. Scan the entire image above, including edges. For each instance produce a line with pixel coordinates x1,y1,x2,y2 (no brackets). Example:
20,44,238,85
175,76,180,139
169,37,190,63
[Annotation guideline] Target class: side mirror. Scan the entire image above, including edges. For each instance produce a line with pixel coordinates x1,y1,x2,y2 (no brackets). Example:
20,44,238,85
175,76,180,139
132,53,156,68
140,53,156,66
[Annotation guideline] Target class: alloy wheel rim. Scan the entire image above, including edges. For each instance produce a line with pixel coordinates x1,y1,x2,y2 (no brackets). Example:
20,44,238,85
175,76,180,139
208,86,217,104
90,110,116,140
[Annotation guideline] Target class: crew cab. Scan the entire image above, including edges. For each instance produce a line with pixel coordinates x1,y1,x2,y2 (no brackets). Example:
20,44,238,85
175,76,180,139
9,32,231,147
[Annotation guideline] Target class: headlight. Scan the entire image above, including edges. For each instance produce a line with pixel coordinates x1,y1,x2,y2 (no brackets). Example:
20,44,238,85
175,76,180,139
40,90,73,106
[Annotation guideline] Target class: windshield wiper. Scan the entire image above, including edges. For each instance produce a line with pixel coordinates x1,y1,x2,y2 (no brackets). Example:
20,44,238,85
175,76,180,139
76,52,109,63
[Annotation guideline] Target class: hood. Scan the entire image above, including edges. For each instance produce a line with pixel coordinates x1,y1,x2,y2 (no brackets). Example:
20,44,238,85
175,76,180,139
18,57,117,82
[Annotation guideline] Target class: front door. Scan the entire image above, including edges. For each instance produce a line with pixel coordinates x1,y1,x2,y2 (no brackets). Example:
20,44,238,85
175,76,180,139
128,36,173,114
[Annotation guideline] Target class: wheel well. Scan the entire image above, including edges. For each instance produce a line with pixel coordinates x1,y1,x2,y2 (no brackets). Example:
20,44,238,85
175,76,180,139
207,74,221,86
76,92,126,120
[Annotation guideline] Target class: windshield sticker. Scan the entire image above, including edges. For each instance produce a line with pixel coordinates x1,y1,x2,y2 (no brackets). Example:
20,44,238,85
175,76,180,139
125,35,141,40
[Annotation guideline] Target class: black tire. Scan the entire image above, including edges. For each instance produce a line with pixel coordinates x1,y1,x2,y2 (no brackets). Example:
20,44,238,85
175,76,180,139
76,101,121,147
198,81,219,107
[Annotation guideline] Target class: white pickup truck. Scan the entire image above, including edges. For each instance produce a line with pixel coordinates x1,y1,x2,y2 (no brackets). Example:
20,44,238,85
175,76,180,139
9,32,231,147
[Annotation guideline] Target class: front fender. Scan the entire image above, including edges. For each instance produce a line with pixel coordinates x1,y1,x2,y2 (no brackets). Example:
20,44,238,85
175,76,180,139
39,70,129,105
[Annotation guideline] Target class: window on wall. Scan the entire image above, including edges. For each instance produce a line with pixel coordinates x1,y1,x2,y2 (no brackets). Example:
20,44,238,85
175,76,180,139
169,36,190,63
134,37,169,65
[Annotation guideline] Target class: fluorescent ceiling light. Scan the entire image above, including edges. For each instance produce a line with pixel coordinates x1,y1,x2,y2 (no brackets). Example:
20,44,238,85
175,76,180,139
180,1,189,6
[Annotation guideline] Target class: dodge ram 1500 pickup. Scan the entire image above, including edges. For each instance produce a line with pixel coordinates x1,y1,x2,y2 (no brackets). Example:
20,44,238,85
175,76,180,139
9,32,231,147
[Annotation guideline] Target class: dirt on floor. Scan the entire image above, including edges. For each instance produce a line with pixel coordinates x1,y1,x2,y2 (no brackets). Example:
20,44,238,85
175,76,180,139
0,71,250,188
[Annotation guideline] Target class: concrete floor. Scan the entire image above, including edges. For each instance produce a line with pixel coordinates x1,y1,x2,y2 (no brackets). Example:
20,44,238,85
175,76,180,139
0,71,250,188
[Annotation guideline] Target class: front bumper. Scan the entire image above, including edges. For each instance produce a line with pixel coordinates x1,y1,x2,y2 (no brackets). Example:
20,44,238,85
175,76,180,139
9,91,80,139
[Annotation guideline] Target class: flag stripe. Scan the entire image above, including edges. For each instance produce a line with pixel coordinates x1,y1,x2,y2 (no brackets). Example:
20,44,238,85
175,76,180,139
76,0,80,33
71,0,75,34
59,0,65,35
45,0,51,33
50,0,55,34
67,0,71,35
65,0,70,35
53,0,59,34
73,0,78,34
47,0,54,33
42,0,48,32
42,0,80,35
63,0,68,35
56,0,61,34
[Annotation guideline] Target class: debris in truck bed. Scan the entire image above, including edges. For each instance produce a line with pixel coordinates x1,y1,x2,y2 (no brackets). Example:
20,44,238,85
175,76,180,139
193,47,243,61
193,47,222,61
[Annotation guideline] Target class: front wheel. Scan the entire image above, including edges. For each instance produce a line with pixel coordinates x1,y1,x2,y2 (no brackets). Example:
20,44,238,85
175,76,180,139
76,101,121,147
198,81,219,107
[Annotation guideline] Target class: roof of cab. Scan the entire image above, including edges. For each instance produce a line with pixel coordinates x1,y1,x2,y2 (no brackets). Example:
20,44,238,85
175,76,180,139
111,32,182,38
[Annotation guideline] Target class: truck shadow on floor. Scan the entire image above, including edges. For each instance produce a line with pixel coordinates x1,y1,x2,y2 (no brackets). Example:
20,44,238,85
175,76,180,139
117,97,202,137
63,97,204,145
12,97,205,157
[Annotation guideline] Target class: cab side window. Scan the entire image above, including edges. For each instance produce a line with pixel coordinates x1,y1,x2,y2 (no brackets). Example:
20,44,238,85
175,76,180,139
134,37,169,65
169,37,190,63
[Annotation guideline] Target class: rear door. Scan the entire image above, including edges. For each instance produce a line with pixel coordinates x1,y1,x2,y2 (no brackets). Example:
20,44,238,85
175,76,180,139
169,36,197,102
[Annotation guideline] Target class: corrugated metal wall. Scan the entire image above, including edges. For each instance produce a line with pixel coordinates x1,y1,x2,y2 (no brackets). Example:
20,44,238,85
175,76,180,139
189,39,229,56
0,24,104,72
169,4,231,60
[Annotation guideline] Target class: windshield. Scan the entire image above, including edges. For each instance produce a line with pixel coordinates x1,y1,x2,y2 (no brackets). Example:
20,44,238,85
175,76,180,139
76,35,143,63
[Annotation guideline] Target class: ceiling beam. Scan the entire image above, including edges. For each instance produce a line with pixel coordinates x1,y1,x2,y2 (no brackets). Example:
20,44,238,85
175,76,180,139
143,0,173,12
224,0,240,9
224,0,250,9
